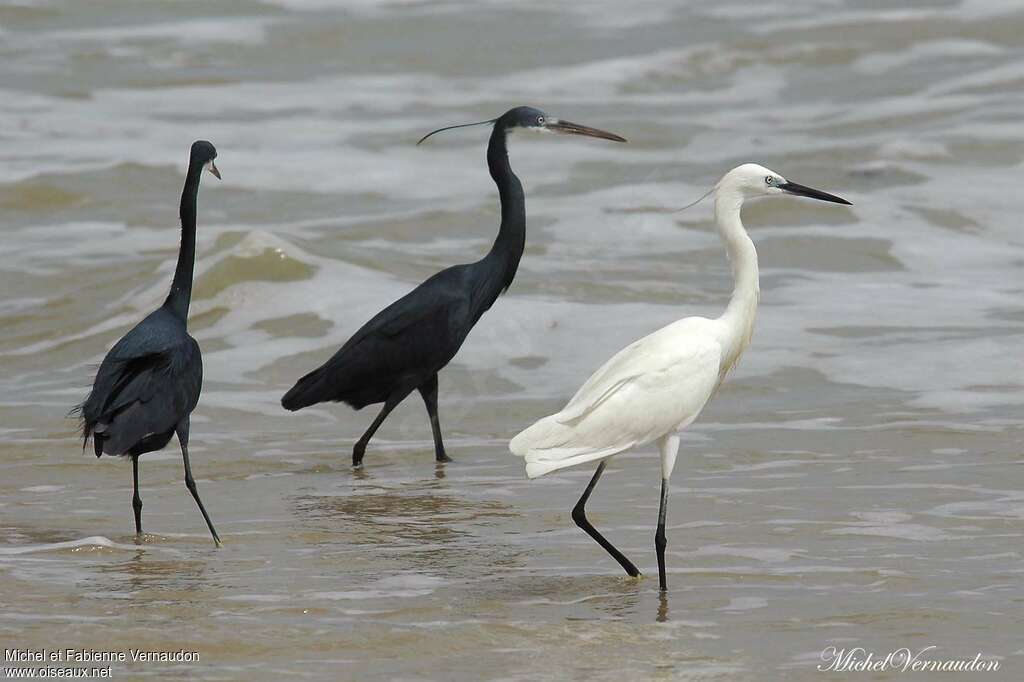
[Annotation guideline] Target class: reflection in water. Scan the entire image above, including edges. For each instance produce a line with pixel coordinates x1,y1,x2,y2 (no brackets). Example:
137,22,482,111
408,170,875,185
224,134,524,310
343,457,450,483
289,477,526,576
489,575,655,622
656,591,669,623
292,490,505,544
96,550,215,596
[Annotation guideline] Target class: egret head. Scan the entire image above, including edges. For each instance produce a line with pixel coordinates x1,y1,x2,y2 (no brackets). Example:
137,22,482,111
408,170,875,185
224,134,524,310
417,106,626,144
721,163,849,204
190,140,220,179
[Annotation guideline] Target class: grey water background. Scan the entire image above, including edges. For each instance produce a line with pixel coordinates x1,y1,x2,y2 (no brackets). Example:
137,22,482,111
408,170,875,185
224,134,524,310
1,0,1022,679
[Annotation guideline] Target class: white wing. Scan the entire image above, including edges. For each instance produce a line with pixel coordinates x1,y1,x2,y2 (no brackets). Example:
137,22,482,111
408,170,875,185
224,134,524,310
511,317,723,478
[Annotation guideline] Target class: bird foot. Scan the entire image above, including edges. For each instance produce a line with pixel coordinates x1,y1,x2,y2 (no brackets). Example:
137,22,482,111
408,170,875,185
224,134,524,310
435,453,453,463
352,444,366,468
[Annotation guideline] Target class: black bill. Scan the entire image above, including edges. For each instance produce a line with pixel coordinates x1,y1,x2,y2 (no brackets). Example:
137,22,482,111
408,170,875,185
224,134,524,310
778,181,850,205
546,119,627,143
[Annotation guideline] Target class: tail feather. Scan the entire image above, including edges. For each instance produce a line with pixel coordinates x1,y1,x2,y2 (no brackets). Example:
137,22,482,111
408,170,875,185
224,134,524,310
92,424,105,457
523,445,630,479
510,415,633,478
70,400,104,458
281,368,328,411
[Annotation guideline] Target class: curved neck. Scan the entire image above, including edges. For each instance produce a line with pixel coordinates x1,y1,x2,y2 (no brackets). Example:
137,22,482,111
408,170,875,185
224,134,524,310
714,188,759,365
164,162,202,321
482,124,526,294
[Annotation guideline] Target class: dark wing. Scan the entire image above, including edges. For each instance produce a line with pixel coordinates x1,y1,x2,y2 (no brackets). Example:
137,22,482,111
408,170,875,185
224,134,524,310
78,311,202,456
282,268,472,411
342,267,472,350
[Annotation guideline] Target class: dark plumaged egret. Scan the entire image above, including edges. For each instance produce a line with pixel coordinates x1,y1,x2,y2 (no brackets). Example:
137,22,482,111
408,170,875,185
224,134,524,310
75,140,222,546
510,163,851,591
281,106,626,467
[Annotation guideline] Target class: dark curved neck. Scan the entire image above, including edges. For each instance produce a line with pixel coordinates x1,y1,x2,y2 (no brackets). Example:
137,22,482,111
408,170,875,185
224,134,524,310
164,163,202,321
483,124,525,294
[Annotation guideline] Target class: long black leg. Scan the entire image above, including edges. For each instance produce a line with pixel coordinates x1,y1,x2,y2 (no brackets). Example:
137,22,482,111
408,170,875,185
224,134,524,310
352,391,407,467
131,455,143,536
655,434,680,593
418,374,451,463
176,420,221,547
655,477,669,592
571,460,640,577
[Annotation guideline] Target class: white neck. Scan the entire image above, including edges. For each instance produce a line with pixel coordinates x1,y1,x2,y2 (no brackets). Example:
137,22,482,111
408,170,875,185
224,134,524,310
713,187,759,372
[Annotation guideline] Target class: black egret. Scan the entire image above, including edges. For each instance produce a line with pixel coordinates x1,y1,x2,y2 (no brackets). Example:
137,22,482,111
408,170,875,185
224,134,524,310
76,140,222,546
511,164,851,591
281,106,626,467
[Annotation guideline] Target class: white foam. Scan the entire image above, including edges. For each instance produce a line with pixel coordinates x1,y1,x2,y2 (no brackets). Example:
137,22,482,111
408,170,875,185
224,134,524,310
0,536,139,555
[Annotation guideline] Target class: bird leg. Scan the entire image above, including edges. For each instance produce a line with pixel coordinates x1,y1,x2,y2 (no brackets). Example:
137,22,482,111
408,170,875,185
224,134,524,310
655,433,680,592
176,421,221,547
571,460,641,577
655,477,669,592
418,374,452,463
352,392,405,467
131,455,143,536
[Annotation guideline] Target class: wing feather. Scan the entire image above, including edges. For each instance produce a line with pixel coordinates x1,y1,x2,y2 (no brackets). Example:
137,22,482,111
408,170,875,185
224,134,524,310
511,318,724,477
78,309,202,456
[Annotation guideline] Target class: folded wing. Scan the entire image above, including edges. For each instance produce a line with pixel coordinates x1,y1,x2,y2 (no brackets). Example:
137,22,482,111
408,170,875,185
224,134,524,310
511,318,723,478
78,312,202,456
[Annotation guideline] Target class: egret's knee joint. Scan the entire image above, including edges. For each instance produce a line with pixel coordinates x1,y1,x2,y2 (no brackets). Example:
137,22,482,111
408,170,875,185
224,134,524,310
571,505,589,529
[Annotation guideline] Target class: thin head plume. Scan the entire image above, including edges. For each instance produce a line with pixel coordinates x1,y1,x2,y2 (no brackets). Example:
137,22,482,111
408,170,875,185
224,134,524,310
416,118,499,145
673,185,715,213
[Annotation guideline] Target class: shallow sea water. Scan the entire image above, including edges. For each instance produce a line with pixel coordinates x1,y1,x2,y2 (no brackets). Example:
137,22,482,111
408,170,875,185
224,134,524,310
1,1,1023,679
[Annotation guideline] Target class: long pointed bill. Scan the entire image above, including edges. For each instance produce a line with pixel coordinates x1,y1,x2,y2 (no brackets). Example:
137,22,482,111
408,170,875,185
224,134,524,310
546,119,627,143
208,160,221,180
778,181,850,205
417,118,498,145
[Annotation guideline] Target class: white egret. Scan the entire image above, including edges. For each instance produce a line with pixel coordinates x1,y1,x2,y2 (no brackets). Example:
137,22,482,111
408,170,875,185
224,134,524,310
510,163,851,591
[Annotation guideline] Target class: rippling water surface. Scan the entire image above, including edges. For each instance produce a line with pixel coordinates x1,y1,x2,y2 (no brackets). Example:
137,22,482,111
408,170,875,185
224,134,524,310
1,1,1023,679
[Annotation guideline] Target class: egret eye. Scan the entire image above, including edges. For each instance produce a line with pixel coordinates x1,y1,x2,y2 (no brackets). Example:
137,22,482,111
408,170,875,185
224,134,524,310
765,176,774,185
